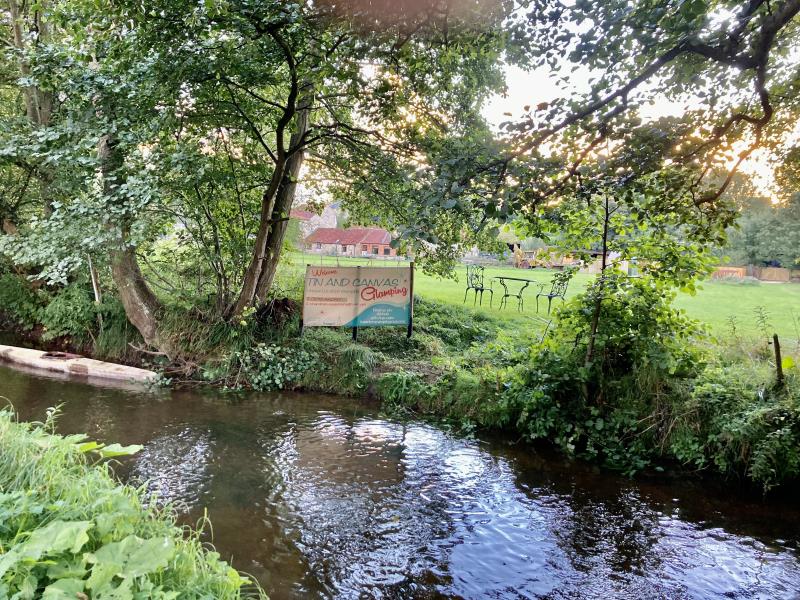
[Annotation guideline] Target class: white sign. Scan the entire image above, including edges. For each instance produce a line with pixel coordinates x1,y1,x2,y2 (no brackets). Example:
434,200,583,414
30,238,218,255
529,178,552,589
302,265,413,328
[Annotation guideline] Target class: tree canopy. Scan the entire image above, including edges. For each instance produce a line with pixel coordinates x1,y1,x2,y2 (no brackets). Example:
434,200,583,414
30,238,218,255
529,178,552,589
1,0,799,355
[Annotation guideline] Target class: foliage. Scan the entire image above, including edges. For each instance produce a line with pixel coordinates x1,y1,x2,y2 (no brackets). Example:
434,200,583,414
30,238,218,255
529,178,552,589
376,371,434,416
558,275,704,383
235,343,314,391
668,363,800,491
93,297,144,362
725,194,800,267
40,284,96,342
0,0,524,350
0,273,42,329
332,344,382,394
0,410,264,599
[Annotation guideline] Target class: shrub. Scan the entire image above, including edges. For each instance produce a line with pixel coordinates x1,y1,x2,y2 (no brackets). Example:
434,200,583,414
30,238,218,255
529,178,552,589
480,275,708,474
667,363,800,490
93,297,144,362
376,371,434,415
333,343,381,393
236,343,314,391
0,410,264,599
0,273,43,330
40,284,96,341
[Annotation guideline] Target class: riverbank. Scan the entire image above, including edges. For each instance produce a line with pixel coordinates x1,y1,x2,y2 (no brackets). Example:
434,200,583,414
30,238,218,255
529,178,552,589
3,289,799,495
1,266,799,494
0,410,265,598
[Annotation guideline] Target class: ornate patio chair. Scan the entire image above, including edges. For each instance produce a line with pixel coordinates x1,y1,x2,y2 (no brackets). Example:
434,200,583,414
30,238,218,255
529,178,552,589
463,265,493,307
536,273,570,314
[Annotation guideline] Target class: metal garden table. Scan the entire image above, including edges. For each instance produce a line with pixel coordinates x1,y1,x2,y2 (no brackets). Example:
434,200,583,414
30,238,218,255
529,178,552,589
492,276,542,311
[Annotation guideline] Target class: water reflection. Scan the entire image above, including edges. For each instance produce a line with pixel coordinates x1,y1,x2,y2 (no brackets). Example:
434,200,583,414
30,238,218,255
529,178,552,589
3,365,800,599
130,425,214,510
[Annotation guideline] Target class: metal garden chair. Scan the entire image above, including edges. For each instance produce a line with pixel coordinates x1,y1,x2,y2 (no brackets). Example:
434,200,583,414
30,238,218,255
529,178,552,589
463,265,493,306
536,273,570,314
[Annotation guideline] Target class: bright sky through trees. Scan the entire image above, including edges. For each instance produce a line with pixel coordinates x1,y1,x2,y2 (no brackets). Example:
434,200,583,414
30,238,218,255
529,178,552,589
483,62,797,200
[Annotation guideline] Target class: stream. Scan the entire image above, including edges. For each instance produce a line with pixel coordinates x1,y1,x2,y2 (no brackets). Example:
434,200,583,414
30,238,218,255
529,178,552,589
2,364,799,599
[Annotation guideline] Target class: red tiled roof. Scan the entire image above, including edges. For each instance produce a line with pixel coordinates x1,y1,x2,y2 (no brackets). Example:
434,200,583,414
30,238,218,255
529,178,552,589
290,209,314,220
305,227,392,246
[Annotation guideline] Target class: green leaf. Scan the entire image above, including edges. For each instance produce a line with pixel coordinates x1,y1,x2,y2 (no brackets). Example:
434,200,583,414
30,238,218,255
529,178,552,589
20,573,38,600
42,578,85,600
88,535,175,584
47,558,88,580
96,443,143,458
77,441,102,453
23,520,93,558
781,356,795,370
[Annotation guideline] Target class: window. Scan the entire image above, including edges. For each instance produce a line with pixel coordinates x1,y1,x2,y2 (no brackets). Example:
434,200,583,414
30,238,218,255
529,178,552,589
372,246,379,254
383,247,390,256
315,243,322,250
341,245,348,253
361,244,368,252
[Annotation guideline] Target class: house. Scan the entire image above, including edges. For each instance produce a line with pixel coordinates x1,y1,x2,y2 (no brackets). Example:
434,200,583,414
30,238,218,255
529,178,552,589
304,227,399,257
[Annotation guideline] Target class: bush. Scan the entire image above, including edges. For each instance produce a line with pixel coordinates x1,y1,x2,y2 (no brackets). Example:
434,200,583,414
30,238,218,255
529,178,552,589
0,273,43,329
0,410,264,599
333,343,382,393
471,275,708,475
668,363,800,490
40,284,96,341
236,343,314,391
93,297,144,362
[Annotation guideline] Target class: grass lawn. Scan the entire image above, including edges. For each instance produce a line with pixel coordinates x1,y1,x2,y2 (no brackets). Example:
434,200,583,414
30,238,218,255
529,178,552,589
284,252,800,343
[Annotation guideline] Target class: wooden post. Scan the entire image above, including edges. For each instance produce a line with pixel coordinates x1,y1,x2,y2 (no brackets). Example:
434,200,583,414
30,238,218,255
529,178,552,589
88,256,102,304
88,255,103,331
774,333,784,389
353,264,360,342
299,264,309,336
407,261,414,338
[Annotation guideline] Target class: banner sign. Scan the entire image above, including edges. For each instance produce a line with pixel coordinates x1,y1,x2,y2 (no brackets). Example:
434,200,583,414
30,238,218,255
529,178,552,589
302,265,413,328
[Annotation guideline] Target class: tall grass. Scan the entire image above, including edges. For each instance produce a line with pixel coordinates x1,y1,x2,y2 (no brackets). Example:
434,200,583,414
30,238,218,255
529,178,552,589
0,410,266,599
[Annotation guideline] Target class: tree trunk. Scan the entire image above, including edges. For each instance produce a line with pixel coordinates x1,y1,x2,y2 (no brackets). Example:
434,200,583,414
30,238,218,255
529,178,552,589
110,244,164,345
254,114,310,301
583,193,611,403
2,218,17,235
98,133,169,354
8,0,55,215
230,83,314,316
230,159,287,316
584,194,611,369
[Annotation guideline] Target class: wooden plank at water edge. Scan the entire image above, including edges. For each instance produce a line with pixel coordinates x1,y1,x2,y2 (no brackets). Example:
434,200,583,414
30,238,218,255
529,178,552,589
0,345,156,385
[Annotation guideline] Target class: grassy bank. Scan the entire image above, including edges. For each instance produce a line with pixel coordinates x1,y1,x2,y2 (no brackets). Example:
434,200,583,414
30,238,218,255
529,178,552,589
285,252,800,341
0,410,265,599
283,293,800,493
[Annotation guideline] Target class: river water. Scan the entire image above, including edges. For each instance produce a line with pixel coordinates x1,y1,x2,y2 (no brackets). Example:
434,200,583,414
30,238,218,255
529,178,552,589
2,365,799,599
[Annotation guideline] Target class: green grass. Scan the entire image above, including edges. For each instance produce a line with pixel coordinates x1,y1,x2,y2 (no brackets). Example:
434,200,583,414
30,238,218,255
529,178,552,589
284,251,800,342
